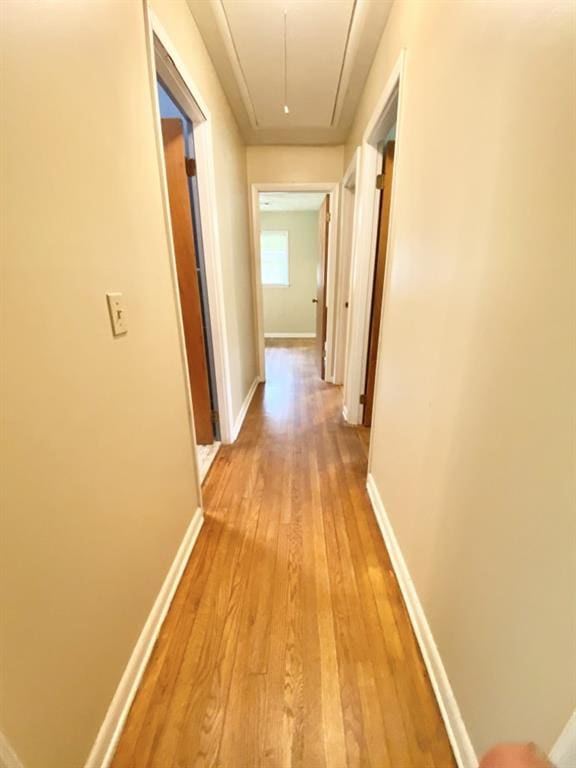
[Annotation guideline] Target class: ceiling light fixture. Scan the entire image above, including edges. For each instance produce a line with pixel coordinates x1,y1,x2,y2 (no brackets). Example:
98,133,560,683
283,9,289,116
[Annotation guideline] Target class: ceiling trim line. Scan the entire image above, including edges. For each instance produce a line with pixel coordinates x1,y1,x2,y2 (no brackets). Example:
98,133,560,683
210,0,260,128
330,0,369,128
330,0,357,127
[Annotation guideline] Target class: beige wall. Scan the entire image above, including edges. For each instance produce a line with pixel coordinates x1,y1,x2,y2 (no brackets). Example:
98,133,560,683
247,145,344,184
0,0,255,766
261,211,319,335
152,0,258,423
349,0,576,754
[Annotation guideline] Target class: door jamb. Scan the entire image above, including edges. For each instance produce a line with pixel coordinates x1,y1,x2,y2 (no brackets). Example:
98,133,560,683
334,147,361,391
343,51,406,462
249,182,340,382
144,4,234,447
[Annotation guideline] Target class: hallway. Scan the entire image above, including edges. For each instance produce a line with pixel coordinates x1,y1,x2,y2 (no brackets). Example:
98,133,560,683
111,341,455,768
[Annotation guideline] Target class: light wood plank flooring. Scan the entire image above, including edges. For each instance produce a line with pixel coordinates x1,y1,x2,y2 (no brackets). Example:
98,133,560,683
111,339,456,768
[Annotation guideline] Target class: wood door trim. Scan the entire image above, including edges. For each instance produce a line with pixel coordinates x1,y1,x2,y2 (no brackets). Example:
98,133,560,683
363,141,395,427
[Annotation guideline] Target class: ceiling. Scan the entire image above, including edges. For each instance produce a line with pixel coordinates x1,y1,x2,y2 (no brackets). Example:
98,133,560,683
259,192,326,211
187,0,393,145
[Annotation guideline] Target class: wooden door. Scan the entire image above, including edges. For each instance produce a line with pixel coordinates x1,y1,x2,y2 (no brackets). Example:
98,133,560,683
161,118,213,445
315,195,330,379
363,141,395,427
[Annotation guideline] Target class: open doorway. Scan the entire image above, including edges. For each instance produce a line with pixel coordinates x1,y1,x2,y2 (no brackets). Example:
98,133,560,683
362,123,396,427
250,183,339,384
156,79,221,481
343,53,404,451
258,192,328,378
149,26,235,482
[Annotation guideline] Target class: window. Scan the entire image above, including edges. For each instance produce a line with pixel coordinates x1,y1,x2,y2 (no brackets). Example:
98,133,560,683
260,230,289,286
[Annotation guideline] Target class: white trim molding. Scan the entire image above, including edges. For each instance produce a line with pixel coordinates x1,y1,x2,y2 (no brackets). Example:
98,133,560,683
85,508,204,768
334,146,361,386
551,710,576,768
264,332,316,339
231,376,261,442
0,733,24,768
249,182,340,384
366,473,477,768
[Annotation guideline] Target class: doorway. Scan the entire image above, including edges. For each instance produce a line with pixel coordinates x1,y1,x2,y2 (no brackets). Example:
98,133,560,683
258,192,328,378
150,25,234,482
363,129,396,427
149,21,235,459
157,80,221,480
334,148,360,391
250,183,340,383
342,52,404,446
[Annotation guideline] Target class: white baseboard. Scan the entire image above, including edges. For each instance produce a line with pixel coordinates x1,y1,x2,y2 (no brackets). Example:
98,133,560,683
264,332,316,338
366,474,477,768
551,710,576,768
197,441,221,484
0,732,24,768
231,376,260,442
85,507,204,768
342,405,349,422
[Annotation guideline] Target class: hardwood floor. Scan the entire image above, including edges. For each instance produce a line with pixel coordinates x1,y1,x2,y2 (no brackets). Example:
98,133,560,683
111,340,456,768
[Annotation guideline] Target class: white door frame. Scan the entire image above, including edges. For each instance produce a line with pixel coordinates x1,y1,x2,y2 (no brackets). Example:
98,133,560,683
551,710,576,768
144,4,234,447
343,50,406,435
334,147,361,391
249,182,340,382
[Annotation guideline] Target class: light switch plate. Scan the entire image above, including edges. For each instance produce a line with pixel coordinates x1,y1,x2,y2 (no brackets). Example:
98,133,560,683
106,292,127,336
